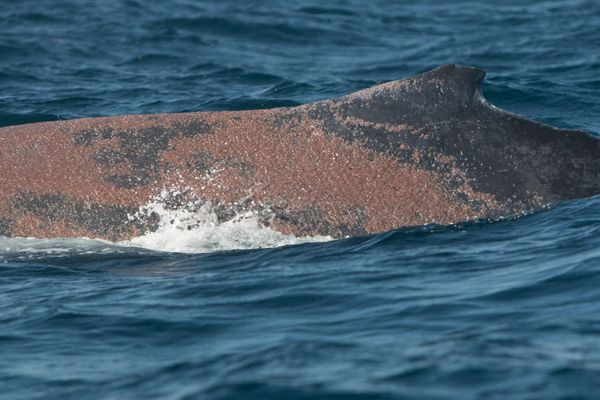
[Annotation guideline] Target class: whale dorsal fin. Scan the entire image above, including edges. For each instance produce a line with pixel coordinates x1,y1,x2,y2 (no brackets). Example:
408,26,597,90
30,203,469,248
324,64,488,125
346,64,485,101
417,64,486,101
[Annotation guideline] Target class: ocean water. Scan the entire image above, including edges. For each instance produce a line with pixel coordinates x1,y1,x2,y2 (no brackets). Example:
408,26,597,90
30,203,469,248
2,0,600,399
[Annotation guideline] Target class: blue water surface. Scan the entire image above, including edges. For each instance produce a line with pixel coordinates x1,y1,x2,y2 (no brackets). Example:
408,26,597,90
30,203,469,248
1,1,600,399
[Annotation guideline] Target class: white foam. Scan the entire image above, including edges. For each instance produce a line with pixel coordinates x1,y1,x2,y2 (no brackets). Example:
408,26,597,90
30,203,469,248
120,196,331,253
0,190,332,256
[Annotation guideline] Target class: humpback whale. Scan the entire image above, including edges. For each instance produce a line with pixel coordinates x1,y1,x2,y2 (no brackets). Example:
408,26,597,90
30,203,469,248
0,64,599,241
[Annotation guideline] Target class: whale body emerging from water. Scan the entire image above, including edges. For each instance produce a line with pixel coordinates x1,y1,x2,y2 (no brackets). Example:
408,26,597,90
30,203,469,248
0,64,599,241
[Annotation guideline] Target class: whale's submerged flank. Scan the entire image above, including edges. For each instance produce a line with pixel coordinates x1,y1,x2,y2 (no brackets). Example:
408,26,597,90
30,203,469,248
0,64,599,241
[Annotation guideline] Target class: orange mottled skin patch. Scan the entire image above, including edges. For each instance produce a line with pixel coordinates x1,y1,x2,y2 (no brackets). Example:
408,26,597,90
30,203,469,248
5,64,597,240
0,106,499,240
10,65,565,240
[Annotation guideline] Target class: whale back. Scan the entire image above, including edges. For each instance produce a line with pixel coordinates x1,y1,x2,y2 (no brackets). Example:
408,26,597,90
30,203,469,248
0,64,598,240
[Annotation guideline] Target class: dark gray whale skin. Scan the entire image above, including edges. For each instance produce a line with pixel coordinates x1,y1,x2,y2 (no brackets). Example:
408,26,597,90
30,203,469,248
0,64,598,241
321,64,600,207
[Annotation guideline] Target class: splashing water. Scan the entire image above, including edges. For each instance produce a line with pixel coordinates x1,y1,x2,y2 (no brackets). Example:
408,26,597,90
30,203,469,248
122,192,331,253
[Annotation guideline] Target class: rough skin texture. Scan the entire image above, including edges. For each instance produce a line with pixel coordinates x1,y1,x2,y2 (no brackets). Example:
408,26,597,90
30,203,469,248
1,64,599,240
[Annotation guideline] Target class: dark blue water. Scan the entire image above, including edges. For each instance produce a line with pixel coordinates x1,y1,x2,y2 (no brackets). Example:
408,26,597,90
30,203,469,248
2,1,600,399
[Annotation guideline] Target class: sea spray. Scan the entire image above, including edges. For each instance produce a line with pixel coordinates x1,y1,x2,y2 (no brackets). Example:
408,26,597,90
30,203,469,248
122,190,331,253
